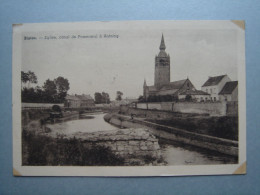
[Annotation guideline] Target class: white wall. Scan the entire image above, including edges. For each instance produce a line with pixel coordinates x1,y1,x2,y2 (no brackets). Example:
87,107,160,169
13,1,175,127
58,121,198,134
201,75,231,101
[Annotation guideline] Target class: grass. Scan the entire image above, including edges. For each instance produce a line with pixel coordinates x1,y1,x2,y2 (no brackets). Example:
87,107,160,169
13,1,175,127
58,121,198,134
22,130,125,166
146,116,238,141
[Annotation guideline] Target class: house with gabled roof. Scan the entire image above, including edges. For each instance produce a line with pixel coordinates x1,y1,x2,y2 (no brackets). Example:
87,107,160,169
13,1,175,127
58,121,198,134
219,81,238,102
201,75,231,101
64,94,95,108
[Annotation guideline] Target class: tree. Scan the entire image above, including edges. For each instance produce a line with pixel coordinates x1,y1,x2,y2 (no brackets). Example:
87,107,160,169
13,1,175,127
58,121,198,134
21,72,70,103
54,76,70,101
28,71,38,85
21,71,37,88
101,92,110,104
21,71,29,86
43,79,57,102
94,92,103,104
116,91,123,101
22,87,36,102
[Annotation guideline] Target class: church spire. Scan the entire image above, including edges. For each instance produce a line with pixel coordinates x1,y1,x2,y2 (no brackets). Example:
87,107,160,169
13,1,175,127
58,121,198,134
159,34,166,50
143,79,147,87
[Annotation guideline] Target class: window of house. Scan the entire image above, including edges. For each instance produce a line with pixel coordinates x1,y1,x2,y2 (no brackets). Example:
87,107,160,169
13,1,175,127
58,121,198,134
214,97,216,101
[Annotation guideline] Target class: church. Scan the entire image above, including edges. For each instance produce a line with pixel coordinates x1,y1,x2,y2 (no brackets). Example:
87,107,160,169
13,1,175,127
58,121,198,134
143,34,198,100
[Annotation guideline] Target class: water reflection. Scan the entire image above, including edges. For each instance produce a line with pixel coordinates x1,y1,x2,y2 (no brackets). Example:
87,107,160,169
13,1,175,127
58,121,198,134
160,141,237,165
46,113,118,135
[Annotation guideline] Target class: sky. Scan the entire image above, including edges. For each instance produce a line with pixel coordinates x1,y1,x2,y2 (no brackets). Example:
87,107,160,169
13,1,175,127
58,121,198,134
21,21,243,100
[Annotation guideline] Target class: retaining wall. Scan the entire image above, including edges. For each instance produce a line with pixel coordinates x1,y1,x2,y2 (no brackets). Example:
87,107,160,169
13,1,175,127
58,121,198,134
136,102,227,116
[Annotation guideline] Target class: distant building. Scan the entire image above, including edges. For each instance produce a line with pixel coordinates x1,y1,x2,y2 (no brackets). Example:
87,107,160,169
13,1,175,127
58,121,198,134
178,90,210,102
219,81,238,102
143,35,197,99
64,94,95,108
201,75,231,101
110,98,138,107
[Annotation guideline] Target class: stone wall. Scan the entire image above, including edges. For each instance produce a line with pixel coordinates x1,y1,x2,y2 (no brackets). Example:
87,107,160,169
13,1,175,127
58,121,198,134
136,101,227,116
172,102,226,116
53,128,162,166
120,105,202,119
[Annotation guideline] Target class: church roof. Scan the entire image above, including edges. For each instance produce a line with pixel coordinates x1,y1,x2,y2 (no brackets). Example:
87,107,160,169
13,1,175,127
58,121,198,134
147,86,157,91
202,75,227,87
219,81,238,95
160,79,187,90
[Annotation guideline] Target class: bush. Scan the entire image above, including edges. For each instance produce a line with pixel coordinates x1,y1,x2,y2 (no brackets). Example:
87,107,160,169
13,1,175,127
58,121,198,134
22,130,125,166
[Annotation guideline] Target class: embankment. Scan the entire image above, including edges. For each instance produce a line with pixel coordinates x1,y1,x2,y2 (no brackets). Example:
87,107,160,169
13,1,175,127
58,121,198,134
104,113,238,157
23,127,162,166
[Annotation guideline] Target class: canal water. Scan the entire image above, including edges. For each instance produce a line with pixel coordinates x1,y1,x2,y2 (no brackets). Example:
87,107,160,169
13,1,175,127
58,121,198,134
46,113,118,135
46,113,237,165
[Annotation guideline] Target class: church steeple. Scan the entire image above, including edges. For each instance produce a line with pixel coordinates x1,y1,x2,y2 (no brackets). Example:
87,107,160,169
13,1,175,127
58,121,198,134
155,34,170,88
159,34,166,50
143,79,147,87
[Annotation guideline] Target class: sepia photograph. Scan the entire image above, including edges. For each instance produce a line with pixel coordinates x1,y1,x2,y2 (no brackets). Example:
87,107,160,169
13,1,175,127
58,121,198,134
12,20,246,176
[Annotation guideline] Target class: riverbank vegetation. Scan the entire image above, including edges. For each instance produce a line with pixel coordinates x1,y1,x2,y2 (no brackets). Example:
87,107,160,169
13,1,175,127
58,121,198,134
22,130,125,166
146,116,238,141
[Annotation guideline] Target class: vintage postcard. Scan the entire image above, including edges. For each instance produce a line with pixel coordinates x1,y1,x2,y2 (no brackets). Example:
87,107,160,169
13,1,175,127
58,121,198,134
12,20,246,176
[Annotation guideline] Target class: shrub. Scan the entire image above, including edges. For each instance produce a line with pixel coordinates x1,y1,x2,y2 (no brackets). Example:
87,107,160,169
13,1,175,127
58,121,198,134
22,130,125,166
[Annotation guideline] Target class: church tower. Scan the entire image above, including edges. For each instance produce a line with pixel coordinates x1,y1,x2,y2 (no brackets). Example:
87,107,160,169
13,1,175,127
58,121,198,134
154,34,170,88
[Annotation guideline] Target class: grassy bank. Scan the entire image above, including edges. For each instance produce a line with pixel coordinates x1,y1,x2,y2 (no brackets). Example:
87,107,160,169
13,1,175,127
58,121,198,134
146,116,238,141
22,130,125,166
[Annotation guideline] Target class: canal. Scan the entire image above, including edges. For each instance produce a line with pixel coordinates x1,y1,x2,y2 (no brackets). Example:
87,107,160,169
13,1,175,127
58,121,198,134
46,112,237,165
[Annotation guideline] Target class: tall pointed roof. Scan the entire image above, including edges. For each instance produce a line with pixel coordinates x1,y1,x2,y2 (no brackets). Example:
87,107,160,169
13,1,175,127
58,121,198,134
159,34,166,50
143,79,147,86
